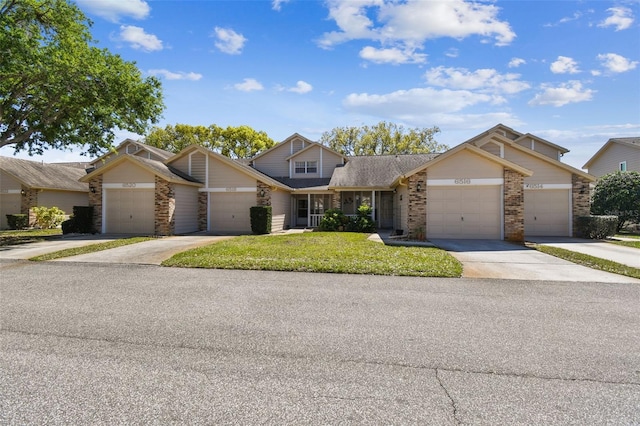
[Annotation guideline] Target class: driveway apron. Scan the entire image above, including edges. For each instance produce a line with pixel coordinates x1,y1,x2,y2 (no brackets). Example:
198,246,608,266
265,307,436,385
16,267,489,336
429,239,640,283
528,237,640,269
0,235,122,260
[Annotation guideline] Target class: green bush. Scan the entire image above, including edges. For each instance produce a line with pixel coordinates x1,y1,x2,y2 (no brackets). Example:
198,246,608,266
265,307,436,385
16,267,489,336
6,214,29,230
72,206,94,233
250,206,272,234
348,204,376,233
318,208,349,231
32,206,66,229
61,218,79,234
575,215,618,239
591,171,640,232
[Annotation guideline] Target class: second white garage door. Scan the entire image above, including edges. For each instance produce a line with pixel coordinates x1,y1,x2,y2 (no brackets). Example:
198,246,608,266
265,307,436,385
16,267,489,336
105,189,155,234
427,186,501,239
0,193,21,229
210,192,255,234
524,190,570,236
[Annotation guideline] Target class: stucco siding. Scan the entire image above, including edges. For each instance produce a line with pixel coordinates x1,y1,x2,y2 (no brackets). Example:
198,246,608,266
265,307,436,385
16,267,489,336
174,184,199,234
208,156,255,188
428,150,503,179
588,144,640,178
504,147,570,185
103,163,155,183
38,190,89,215
270,190,290,232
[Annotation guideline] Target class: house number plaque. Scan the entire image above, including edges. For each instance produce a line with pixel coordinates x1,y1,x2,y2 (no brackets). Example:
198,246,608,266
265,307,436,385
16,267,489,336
122,183,137,188
454,178,471,185
525,184,544,189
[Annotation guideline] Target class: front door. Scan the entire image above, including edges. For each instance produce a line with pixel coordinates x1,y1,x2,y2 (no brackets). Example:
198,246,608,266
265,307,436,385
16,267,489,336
296,198,308,226
380,192,394,229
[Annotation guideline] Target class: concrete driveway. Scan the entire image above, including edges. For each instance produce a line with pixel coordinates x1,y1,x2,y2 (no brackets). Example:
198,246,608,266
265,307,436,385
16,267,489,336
528,236,640,269
429,239,640,283
0,234,121,260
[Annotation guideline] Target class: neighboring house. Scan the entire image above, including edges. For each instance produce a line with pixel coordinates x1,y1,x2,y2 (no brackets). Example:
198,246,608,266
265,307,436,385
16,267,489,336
0,157,89,229
582,137,640,178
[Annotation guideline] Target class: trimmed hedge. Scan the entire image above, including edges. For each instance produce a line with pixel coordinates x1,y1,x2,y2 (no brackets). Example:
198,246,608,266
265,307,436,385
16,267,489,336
6,214,28,230
575,215,618,239
62,206,95,234
250,206,272,235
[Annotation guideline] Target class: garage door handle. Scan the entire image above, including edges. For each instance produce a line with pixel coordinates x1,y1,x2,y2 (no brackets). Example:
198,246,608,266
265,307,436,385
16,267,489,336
461,216,464,221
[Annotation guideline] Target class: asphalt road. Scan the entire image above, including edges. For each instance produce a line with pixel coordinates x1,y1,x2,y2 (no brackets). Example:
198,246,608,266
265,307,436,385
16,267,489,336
1,261,639,424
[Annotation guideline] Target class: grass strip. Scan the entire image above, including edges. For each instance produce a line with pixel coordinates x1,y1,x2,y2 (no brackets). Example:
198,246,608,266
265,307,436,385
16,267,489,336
30,237,155,261
0,229,62,246
610,240,640,249
162,232,462,277
533,244,640,280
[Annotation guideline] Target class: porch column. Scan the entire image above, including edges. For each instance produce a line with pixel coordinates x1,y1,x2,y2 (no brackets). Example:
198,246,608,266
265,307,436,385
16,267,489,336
307,193,311,227
371,190,376,221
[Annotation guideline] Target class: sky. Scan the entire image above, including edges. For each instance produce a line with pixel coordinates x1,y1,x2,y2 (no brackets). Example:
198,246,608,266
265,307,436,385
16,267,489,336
2,0,639,170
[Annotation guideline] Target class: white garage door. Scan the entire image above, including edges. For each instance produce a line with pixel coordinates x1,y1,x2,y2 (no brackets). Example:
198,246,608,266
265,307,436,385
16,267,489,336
210,192,255,234
427,186,501,239
105,189,155,234
525,190,570,236
0,193,21,229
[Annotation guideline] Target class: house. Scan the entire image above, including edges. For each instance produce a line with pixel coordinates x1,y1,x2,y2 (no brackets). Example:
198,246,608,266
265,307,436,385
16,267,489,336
80,124,595,240
0,157,90,229
582,137,640,178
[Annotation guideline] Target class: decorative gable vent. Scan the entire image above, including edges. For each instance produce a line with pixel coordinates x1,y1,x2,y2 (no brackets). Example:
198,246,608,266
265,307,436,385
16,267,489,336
126,144,139,154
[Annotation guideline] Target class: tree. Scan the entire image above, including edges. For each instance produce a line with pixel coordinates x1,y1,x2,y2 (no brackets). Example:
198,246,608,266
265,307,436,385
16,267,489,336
0,0,164,156
591,171,640,232
319,121,446,156
145,124,276,159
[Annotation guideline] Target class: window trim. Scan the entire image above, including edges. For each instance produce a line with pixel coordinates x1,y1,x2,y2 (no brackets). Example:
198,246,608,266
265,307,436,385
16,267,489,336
619,161,627,172
294,160,317,174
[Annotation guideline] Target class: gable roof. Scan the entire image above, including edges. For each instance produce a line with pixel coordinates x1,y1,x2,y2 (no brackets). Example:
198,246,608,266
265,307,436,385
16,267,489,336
0,156,89,192
81,154,202,186
284,141,348,162
250,133,315,162
583,137,640,169
513,133,569,154
464,124,569,154
89,139,173,166
329,154,438,189
399,143,534,183
166,145,291,190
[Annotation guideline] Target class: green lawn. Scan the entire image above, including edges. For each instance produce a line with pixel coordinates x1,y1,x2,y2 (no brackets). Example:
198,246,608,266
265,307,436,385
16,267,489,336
611,240,640,249
29,236,156,261
0,228,62,246
162,232,463,277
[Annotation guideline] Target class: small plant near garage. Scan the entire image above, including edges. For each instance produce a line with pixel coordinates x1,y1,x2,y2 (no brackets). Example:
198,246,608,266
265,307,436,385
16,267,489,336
62,206,95,234
250,206,272,235
32,206,66,229
575,215,618,239
5,214,29,230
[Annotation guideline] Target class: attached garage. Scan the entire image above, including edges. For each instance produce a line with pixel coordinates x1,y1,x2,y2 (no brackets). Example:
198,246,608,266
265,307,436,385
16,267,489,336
0,192,21,229
427,185,502,239
174,185,199,234
209,191,255,234
524,188,570,236
104,187,155,234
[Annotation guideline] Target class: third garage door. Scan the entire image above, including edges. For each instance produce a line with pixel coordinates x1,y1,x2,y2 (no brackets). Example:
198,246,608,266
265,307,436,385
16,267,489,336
427,186,501,239
524,189,570,236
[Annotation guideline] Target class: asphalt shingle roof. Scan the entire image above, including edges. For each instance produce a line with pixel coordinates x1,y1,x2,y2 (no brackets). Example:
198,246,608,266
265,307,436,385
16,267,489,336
611,137,640,146
0,156,88,191
329,154,439,188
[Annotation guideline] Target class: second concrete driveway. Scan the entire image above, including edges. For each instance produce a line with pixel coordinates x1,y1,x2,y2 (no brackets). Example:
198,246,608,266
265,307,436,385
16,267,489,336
51,235,232,265
429,239,640,283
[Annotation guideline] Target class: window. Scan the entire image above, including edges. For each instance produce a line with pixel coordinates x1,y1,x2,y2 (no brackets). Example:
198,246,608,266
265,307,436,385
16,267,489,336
620,161,627,172
294,161,317,174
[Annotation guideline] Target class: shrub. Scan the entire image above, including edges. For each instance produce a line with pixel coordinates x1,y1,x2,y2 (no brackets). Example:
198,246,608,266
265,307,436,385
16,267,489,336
32,206,66,229
72,206,94,233
591,171,640,232
348,204,376,233
575,215,618,239
61,218,79,234
250,206,272,234
6,214,29,230
319,209,348,231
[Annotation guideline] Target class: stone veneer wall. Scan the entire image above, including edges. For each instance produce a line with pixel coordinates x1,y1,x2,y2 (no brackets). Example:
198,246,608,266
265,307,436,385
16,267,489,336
198,191,208,231
503,168,524,242
572,174,591,237
155,176,175,236
257,181,271,206
407,170,427,240
21,187,38,226
88,175,103,233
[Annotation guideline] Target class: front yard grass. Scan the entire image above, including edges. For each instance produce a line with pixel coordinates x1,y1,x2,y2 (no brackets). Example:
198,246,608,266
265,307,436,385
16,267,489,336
532,244,640,280
162,232,463,277
610,240,640,249
30,237,156,261
0,228,62,246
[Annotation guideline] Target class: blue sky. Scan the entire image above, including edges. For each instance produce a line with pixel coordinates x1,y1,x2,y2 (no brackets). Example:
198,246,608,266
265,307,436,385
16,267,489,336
2,0,639,169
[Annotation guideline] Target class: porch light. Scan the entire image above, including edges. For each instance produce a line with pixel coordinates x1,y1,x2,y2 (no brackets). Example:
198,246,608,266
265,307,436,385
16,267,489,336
416,182,422,192
20,189,26,196
259,189,265,197
89,185,96,193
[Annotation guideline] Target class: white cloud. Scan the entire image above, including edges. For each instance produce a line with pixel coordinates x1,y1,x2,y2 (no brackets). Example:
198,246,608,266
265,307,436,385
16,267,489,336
148,69,203,81
359,46,427,64
528,81,595,107
118,25,163,52
213,27,247,55
445,48,459,58
597,53,639,73
234,78,263,92
288,81,313,94
424,67,530,94
272,0,290,11
318,0,515,50
508,57,526,68
550,56,581,74
598,7,634,31
76,0,150,22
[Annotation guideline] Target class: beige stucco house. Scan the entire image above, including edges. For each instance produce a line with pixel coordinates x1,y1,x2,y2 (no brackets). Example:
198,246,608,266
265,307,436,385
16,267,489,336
78,124,595,240
582,137,640,178
0,157,89,229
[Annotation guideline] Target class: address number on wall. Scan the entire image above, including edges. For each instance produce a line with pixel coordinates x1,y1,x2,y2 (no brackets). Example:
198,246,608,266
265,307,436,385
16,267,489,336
122,183,137,188
454,178,471,185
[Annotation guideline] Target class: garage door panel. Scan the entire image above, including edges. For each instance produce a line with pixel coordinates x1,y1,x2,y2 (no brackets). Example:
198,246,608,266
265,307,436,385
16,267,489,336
106,189,154,234
427,186,501,239
0,194,21,229
210,192,254,234
525,190,570,237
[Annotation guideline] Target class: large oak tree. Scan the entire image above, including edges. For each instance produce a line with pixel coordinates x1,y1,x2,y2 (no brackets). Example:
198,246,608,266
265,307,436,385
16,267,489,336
0,0,164,156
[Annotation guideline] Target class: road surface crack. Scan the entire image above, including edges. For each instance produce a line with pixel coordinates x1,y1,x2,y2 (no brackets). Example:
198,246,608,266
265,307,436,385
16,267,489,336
435,368,461,425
